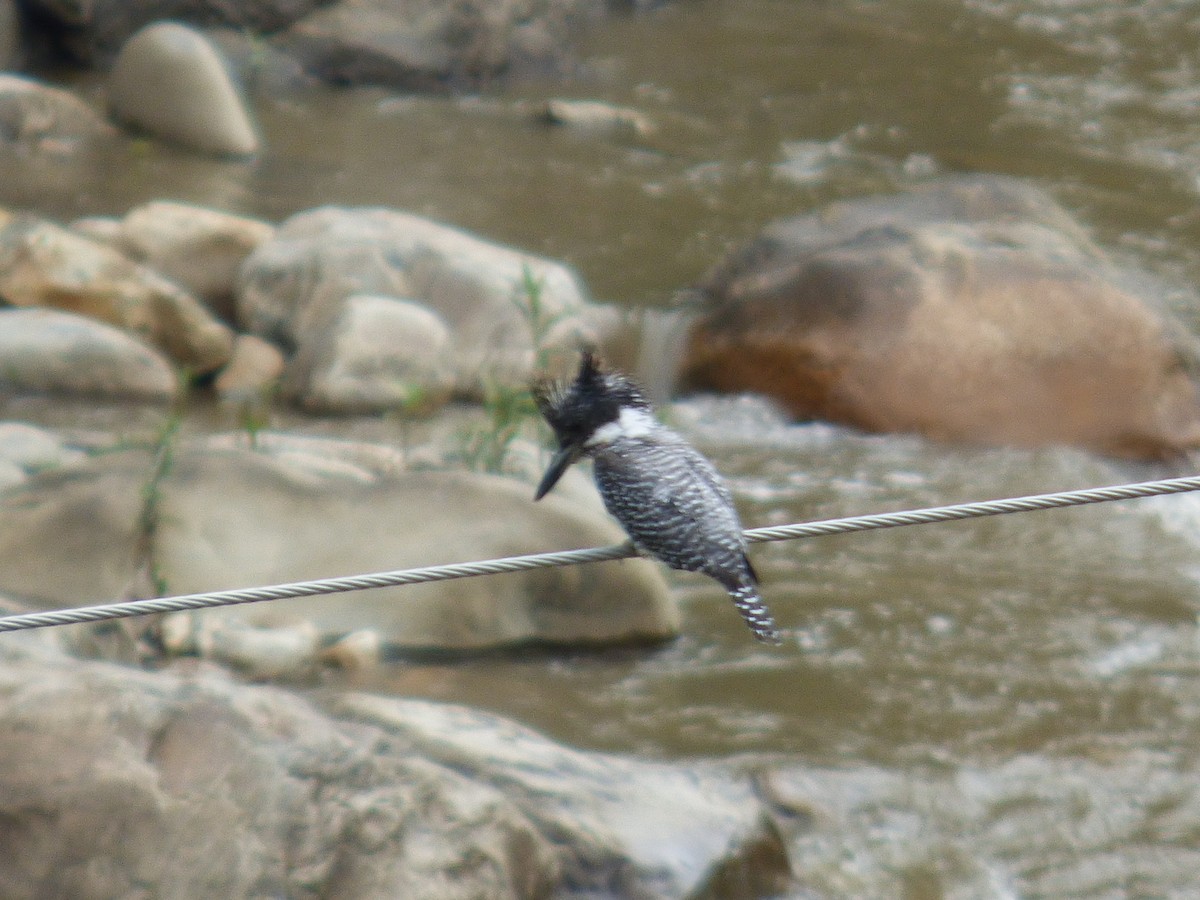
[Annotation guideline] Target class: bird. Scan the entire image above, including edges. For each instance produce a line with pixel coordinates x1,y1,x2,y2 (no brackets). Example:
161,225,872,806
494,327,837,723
532,350,782,644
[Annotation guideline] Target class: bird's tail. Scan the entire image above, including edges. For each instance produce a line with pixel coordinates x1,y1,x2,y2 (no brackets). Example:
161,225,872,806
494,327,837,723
728,584,782,645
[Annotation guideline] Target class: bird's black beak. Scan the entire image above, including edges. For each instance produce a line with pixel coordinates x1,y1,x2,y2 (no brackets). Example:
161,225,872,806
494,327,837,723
534,444,580,500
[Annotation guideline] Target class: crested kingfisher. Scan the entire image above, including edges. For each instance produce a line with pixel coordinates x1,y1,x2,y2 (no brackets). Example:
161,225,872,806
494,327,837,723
533,350,782,644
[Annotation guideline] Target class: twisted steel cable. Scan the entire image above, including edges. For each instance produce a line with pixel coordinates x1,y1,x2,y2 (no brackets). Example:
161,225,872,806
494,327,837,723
2,474,1199,634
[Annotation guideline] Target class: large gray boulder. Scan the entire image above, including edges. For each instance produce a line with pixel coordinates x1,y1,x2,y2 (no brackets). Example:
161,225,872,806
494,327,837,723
286,293,457,414
0,438,151,605
278,0,597,90
682,176,1200,460
156,443,677,648
0,308,178,404
237,206,615,399
0,73,115,155
108,21,260,156
0,436,679,649
0,635,791,897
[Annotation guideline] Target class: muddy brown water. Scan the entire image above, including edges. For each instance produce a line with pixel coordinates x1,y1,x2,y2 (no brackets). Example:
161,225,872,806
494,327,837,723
9,0,1200,894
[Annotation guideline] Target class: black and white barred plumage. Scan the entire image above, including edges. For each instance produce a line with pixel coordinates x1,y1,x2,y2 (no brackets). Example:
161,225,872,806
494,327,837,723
532,351,782,644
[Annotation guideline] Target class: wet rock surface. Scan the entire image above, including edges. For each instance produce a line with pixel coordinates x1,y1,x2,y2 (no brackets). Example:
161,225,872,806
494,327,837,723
0,421,84,489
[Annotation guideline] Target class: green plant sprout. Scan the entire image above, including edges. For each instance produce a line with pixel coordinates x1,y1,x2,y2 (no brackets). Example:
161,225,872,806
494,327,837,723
457,263,565,473
139,408,183,598
234,384,278,451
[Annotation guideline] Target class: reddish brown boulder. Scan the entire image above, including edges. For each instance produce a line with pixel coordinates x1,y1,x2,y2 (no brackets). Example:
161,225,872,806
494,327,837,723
681,176,1200,460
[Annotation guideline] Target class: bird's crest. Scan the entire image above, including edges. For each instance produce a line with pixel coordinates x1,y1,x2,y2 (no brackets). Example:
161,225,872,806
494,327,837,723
533,349,650,444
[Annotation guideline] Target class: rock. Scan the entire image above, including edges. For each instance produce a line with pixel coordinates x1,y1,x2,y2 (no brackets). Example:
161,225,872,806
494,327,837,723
23,0,329,65
238,206,611,396
0,422,86,480
0,309,178,405
288,294,457,414
213,333,285,402
476,436,608,514
279,0,591,90
0,641,556,899
198,431,408,481
205,25,320,95
0,459,22,491
0,637,788,898
160,614,325,680
76,201,275,320
317,628,382,670
108,21,259,157
333,694,793,898
536,98,654,139
154,445,678,648
0,73,116,154
68,214,122,244
0,213,235,373
682,175,1200,460
0,441,149,606
0,439,678,649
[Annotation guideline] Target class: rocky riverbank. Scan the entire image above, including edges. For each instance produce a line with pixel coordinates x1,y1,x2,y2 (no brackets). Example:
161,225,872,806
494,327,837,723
6,2,1200,896
4,180,1199,895
0,627,791,898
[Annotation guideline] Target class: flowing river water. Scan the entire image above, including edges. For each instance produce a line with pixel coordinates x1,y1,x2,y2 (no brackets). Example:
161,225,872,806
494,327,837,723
12,0,1200,895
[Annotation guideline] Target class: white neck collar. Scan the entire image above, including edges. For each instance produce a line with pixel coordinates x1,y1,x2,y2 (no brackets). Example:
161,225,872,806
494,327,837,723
585,406,657,447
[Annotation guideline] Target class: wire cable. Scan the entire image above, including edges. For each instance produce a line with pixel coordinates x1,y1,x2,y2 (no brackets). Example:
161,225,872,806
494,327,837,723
2,473,1199,634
